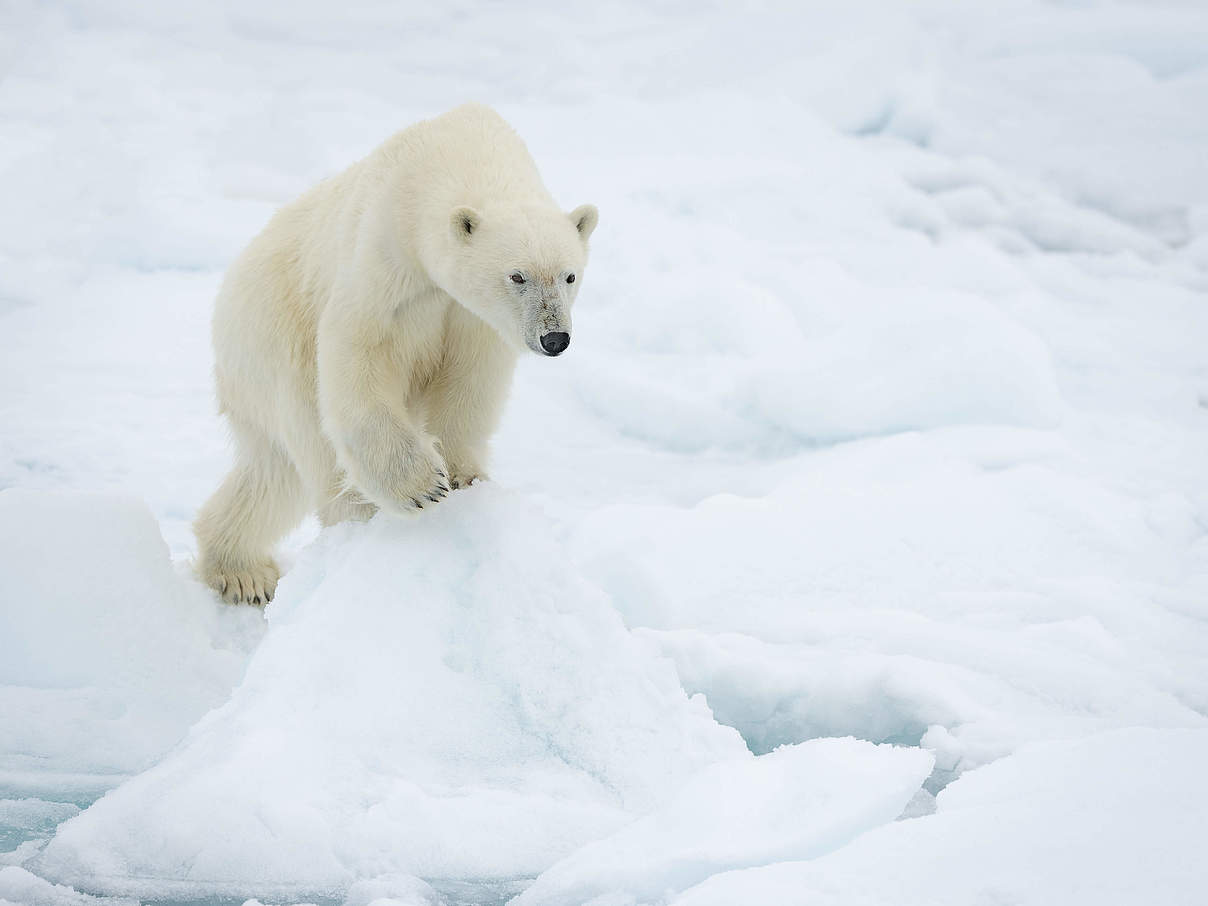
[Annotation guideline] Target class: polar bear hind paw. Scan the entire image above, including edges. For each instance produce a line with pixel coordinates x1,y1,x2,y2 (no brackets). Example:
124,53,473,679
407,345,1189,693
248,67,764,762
203,559,280,606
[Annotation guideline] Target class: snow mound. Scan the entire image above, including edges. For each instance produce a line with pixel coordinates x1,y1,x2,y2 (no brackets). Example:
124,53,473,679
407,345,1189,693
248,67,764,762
0,490,261,789
37,486,746,900
513,737,933,906
670,728,1208,906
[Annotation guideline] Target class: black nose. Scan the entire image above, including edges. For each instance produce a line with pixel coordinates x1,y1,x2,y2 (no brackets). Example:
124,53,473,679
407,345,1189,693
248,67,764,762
540,331,570,356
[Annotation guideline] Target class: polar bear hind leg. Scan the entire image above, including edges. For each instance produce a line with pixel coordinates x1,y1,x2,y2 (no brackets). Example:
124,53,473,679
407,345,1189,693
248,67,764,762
195,420,308,604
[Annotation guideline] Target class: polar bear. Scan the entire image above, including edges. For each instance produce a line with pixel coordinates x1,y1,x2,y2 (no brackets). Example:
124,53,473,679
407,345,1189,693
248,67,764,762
194,103,598,604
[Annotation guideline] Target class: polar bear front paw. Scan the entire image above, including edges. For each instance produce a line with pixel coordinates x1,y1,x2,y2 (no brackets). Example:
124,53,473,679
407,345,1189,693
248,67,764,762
201,558,280,606
347,434,451,515
400,464,451,512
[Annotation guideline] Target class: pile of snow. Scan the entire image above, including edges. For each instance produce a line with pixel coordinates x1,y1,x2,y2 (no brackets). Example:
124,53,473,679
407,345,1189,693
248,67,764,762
35,487,748,899
0,490,260,790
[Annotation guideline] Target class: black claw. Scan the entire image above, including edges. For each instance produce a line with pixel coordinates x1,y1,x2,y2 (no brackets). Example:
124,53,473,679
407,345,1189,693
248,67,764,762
412,497,423,509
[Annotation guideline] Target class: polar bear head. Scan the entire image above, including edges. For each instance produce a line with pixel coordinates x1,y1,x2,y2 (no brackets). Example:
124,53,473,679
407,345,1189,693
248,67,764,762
443,202,598,356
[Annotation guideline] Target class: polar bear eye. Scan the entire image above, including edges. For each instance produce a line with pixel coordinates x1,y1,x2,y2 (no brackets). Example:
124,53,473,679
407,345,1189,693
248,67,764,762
510,273,525,285
566,274,576,284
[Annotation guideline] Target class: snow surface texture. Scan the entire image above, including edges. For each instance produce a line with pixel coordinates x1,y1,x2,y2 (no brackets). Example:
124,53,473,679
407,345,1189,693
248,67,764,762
2,0,1207,904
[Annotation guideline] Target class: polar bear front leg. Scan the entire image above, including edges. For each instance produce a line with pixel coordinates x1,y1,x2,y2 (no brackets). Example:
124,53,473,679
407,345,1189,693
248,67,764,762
317,315,450,515
424,305,519,490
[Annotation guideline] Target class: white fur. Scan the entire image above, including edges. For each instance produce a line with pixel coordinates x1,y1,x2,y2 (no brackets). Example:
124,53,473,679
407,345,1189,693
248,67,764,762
194,103,598,603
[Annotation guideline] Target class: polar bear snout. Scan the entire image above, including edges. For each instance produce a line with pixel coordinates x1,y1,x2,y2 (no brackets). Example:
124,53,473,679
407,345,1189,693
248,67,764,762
539,331,570,356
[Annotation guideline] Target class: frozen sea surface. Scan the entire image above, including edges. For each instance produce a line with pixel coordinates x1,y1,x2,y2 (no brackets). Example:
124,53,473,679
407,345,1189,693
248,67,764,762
2,0,1208,904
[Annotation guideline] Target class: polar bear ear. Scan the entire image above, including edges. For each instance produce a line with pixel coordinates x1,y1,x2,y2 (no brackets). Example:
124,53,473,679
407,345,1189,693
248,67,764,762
569,204,599,242
451,206,481,243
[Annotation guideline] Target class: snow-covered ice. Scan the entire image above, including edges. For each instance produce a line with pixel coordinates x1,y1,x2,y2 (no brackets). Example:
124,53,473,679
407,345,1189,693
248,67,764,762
511,738,933,906
2,0,1208,904
669,728,1208,906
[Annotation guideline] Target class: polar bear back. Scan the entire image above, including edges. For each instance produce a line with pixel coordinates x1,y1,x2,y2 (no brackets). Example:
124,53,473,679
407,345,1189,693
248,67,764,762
211,104,554,414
